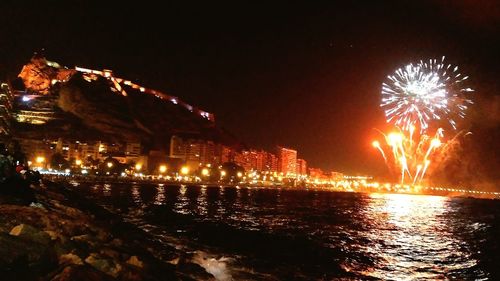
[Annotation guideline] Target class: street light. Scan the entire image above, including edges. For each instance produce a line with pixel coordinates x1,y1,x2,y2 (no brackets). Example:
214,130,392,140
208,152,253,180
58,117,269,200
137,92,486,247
36,156,45,164
107,162,113,168
220,170,226,177
75,159,82,166
201,168,209,176
135,163,142,171
180,166,189,175
159,165,167,173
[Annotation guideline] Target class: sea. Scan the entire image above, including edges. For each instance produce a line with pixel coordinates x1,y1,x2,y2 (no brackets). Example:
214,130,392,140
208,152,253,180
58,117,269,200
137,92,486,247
68,182,500,280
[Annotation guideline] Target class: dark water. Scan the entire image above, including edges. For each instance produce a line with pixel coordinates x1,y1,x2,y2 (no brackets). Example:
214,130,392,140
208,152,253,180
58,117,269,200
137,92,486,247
69,182,500,280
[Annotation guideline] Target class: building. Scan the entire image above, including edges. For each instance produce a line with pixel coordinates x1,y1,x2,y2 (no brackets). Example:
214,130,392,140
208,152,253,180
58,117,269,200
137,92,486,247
12,89,60,125
125,142,141,156
219,145,235,164
147,150,168,174
0,83,13,136
15,138,54,169
296,158,307,176
15,109,57,124
276,146,297,176
309,167,327,180
234,150,259,171
169,135,218,170
79,141,100,161
329,171,344,181
263,152,278,172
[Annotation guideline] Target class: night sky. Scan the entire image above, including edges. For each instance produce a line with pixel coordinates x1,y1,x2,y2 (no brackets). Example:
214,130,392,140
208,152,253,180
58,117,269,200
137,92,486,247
1,1,498,178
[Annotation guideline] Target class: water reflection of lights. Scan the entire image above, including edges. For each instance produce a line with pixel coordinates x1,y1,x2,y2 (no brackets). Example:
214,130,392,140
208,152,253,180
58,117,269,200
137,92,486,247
179,185,187,196
154,184,165,205
347,193,481,280
197,185,208,216
175,185,190,215
131,185,142,205
103,183,111,196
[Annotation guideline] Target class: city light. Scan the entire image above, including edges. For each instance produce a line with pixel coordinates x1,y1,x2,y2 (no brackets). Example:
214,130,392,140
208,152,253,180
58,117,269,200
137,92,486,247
135,163,142,171
36,156,45,164
159,165,167,173
106,162,113,168
220,170,226,177
75,159,82,166
201,168,209,176
237,172,243,178
180,166,189,175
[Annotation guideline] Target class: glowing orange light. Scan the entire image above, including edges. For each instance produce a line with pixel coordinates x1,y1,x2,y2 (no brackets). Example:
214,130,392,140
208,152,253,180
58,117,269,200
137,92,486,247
388,133,403,146
431,138,441,148
201,168,209,176
135,163,142,171
159,165,167,173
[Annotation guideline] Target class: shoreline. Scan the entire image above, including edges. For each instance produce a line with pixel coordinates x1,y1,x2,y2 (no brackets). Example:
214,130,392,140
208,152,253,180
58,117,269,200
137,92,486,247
46,174,500,200
0,179,217,280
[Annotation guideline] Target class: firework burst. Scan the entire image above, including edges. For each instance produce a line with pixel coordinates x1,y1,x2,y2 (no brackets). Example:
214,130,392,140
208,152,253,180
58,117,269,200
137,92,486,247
381,56,473,132
374,57,474,184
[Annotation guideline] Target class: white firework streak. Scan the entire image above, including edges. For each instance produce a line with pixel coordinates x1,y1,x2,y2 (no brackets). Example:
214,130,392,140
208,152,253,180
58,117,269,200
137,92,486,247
381,56,473,132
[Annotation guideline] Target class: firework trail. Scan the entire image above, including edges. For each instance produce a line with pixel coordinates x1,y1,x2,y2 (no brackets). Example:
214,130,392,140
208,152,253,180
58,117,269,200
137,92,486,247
374,57,473,184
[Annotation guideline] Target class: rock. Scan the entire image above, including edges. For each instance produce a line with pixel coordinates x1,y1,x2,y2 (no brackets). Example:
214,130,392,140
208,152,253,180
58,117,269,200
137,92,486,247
110,238,123,247
100,248,121,260
10,223,52,245
45,230,60,241
50,265,114,281
85,253,122,278
59,253,83,265
18,55,75,95
126,256,144,269
117,268,144,281
53,237,78,257
96,229,111,241
0,233,55,279
167,257,180,265
71,234,98,247
1,183,188,280
177,260,216,280
71,234,91,241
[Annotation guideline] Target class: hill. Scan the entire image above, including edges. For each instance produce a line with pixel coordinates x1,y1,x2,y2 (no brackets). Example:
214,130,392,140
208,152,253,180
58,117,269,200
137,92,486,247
13,55,240,150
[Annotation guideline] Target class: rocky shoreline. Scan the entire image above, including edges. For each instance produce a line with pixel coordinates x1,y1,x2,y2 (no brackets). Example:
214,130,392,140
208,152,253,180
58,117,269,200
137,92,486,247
0,180,216,280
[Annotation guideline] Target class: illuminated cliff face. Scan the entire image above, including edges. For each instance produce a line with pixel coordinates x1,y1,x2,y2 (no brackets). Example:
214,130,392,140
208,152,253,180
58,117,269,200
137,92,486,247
18,55,75,95
13,56,239,149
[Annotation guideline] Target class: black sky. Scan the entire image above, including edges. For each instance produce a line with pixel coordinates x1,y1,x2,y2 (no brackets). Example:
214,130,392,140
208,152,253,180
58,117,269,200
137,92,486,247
1,1,499,177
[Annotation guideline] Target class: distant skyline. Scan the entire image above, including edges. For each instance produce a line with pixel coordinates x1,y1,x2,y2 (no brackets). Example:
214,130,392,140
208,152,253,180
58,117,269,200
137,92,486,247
0,1,498,178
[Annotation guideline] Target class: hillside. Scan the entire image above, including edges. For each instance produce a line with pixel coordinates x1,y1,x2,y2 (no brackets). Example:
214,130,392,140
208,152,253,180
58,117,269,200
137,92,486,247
14,56,240,149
